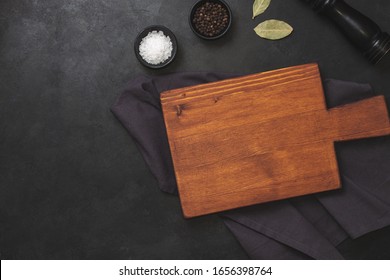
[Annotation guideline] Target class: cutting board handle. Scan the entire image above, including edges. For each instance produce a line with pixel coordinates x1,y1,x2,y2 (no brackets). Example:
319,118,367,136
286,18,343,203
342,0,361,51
328,95,390,141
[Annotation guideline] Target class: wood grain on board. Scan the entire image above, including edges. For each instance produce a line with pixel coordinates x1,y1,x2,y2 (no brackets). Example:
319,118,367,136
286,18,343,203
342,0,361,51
161,64,390,218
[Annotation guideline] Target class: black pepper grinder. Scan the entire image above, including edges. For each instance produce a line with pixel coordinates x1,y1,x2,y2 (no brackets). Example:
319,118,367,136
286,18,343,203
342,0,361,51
303,0,390,64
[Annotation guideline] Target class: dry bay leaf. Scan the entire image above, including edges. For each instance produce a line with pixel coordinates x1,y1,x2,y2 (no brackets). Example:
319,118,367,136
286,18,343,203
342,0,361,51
254,19,293,40
253,0,271,19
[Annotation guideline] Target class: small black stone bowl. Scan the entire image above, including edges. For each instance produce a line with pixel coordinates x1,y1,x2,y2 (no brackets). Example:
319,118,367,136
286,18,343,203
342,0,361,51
134,25,177,69
189,0,232,40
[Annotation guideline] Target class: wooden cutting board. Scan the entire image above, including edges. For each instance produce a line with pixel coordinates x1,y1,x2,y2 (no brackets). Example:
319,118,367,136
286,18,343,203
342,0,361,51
160,63,390,218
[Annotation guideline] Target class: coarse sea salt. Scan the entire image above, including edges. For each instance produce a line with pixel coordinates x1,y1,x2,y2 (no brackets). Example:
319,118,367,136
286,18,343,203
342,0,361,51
139,30,173,65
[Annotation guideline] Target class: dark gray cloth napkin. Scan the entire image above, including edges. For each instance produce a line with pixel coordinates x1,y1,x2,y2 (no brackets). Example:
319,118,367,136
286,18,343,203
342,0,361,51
111,72,390,259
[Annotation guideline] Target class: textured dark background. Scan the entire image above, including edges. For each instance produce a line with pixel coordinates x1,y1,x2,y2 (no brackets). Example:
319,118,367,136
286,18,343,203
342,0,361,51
1,0,389,259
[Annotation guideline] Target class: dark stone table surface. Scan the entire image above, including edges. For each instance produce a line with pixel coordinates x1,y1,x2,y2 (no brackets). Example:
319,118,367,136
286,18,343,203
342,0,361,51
1,0,389,259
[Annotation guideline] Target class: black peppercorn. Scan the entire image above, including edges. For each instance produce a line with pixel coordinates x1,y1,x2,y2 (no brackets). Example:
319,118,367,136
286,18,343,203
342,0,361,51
193,1,229,37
